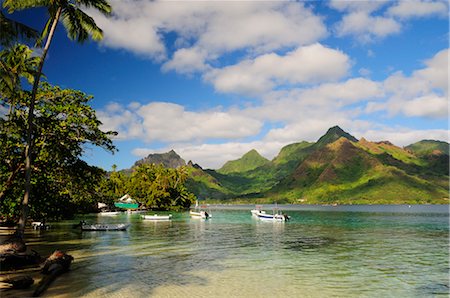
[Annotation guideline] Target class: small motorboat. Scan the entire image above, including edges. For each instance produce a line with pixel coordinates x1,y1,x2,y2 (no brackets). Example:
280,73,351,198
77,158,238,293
98,211,120,216
142,214,172,221
76,221,130,231
253,205,290,222
190,200,211,219
256,212,290,222
189,210,210,219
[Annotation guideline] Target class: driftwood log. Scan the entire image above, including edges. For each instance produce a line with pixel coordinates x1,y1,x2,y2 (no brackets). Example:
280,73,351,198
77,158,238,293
0,250,42,271
32,250,73,297
0,275,34,289
0,233,26,254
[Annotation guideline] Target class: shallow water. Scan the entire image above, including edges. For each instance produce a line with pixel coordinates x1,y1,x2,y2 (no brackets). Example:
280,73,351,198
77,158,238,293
3,205,449,297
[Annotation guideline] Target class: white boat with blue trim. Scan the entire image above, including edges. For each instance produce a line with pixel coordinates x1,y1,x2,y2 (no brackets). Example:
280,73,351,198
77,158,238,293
252,205,290,222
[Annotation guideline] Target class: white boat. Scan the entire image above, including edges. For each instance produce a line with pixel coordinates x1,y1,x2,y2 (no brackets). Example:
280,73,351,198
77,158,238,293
253,206,290,222
142,214,172,221
189,210,210,219
78,221,130,231
98,211,120,216
250,205,266,216
256,212,289,222
190,200,211,219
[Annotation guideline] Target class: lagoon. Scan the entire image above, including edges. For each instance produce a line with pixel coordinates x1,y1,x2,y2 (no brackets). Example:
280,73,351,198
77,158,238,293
3,205,449,297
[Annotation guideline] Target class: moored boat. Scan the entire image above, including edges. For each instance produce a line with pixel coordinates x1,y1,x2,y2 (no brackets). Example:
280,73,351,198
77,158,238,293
98,211,120,216
253,205,290,222
76,221,130,231
190,200,211,219
142,214,172,221
189,210,210,219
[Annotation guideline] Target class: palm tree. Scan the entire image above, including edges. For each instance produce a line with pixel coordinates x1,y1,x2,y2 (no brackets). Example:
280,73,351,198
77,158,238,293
0,45,39,204
3,0,112,235
0,11,38,47
0,44,39,116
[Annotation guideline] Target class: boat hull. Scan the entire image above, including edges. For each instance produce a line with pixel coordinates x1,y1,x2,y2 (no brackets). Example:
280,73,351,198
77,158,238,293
255,212,289,222
81,223,130,231
142,214,172,221
190,210,210,219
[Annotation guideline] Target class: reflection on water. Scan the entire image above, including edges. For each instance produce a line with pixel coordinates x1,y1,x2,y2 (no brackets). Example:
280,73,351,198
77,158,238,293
1,205,448,297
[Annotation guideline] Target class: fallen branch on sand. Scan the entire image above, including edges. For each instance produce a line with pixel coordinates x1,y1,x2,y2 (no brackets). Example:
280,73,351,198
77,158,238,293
32,250,73,297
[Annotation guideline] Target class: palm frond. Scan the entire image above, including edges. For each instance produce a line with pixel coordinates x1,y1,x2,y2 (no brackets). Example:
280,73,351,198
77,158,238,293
61,4,103,43
0,11,39,46
2,0,51,12
76,0,112,16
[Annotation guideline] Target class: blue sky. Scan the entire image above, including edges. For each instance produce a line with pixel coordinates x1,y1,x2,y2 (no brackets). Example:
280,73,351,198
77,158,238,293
8,0,449,170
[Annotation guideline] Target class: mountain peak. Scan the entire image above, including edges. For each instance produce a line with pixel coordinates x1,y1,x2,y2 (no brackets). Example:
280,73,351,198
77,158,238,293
218,149,269,174
134,150,186,168
315,126,358,148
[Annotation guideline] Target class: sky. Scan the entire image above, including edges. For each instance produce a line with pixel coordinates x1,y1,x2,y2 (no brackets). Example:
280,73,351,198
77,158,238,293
8,0,450,170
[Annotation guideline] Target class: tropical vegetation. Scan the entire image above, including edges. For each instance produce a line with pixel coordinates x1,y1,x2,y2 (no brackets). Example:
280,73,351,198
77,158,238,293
0,1,196,229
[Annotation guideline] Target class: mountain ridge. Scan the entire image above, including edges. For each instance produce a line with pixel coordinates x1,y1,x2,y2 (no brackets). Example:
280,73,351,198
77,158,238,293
128,126,449,204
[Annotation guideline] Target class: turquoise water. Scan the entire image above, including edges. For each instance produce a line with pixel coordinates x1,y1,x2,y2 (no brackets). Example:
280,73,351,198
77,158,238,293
5,205,450,297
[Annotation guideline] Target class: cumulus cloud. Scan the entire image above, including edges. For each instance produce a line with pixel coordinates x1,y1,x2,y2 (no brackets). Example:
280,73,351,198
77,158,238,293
334,11,401,41
366,49,449,119
98,101,262,143
205,43,351,95
362,127,450,147
89,1,326,70
387,0,448,19
330,0,448,42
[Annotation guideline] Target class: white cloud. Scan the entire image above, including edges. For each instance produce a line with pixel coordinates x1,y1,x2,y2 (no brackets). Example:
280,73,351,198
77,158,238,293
362,127,450,147
89,1,326,67
387,0,448,19
402,95,448,118
335,11,401,42
375,49,449,118
161,47,209,74
328,1,389,13
98,101,262,143
205,43,351,95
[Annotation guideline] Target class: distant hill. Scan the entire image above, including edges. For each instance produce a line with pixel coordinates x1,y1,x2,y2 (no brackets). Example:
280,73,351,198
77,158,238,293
218,149,269,174
405,140,449,156
133,149,186,168
271,137,448,204
126,126,449,204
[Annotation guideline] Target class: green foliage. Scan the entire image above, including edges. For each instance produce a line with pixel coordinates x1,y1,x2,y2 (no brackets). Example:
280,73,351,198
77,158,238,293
99,164,196,211
406,140,449,156
0,11,38,46
218,149,269,174
0,80,117,220
189,128,449,205
3,0,112,44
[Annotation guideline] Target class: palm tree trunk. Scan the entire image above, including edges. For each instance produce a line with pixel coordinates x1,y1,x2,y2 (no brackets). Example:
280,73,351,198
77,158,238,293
17,7,62,236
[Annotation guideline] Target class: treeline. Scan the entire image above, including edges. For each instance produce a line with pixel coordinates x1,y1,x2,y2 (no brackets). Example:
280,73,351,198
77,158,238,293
99,164,195,211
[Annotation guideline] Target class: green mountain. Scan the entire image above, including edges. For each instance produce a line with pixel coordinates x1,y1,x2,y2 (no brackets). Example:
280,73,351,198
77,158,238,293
405,140,449,156
271,137,448,204
218,149,269,174
128,126,449,204
314,125,358,148
134,149,186,168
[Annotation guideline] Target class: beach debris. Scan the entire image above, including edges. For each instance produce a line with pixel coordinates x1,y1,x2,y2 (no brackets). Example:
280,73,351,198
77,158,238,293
32,250,73,297
0,275,34,289
0,232,26,254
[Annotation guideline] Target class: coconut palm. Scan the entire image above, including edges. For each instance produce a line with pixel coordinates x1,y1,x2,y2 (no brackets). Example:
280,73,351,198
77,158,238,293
0,44,39,116
0,11,38,47
3,0,112,234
